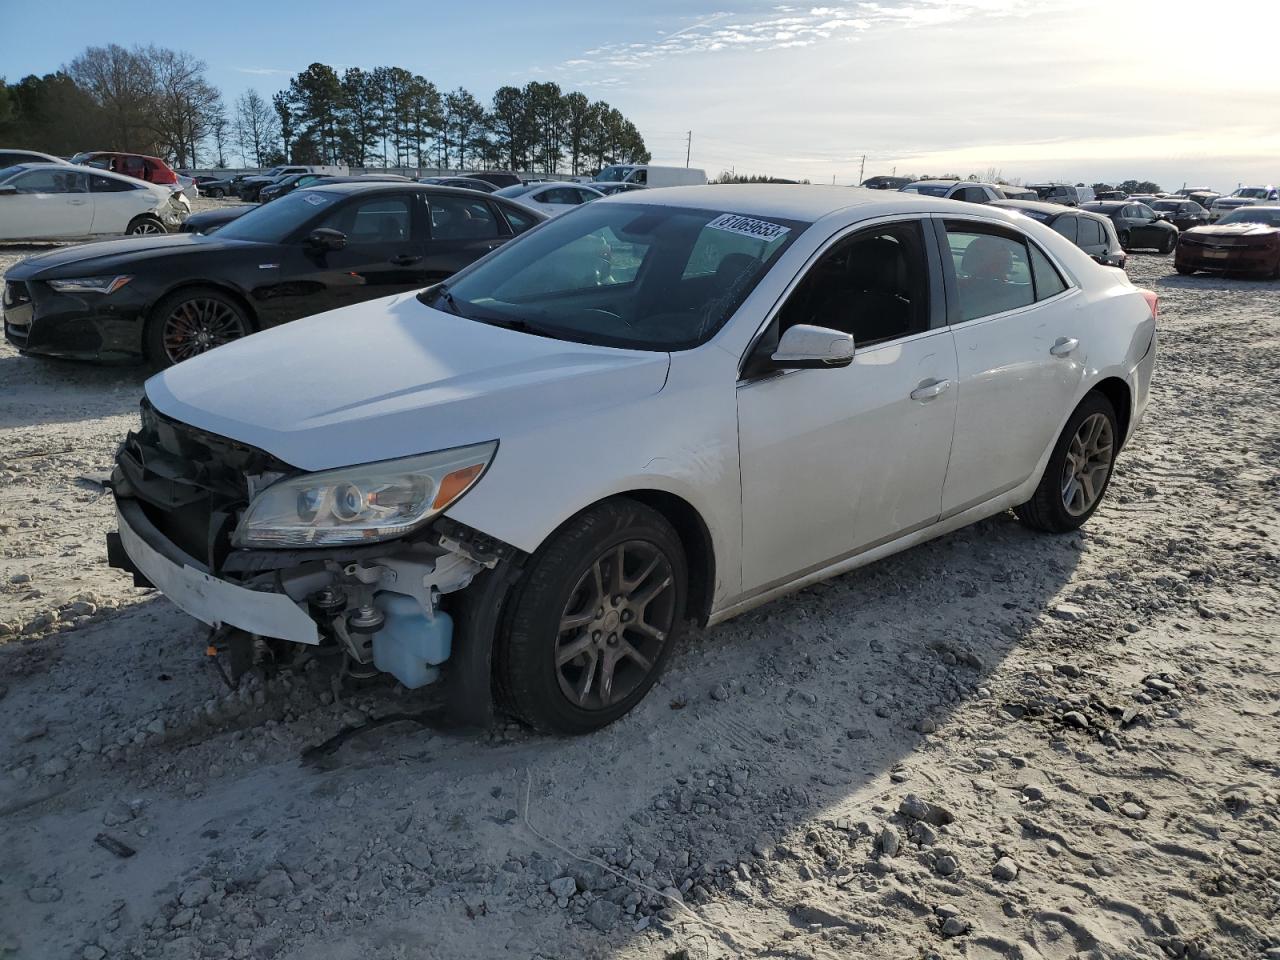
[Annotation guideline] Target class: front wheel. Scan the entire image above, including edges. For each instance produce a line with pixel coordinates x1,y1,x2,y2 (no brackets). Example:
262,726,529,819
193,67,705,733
1175,265,1195,275
495,499,687,733
207,188,224,198
1160,232,1177,254
1015,392,1118,533
127,216,166,236
145,287,252,368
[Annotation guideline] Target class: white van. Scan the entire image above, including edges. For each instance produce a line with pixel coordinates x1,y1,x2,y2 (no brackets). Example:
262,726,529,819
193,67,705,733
594,164,707,188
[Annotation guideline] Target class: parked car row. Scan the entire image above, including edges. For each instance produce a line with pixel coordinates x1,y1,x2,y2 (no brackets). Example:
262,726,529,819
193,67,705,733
0,163,189,241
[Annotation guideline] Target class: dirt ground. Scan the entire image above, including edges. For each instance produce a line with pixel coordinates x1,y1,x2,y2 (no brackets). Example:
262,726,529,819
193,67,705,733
0,221,1277,960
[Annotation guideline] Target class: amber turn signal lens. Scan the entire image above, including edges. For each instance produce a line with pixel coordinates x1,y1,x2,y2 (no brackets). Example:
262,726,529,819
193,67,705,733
432,462,485,510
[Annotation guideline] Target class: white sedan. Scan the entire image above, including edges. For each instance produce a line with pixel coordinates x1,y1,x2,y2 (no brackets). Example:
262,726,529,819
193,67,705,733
107,186,1157,733
0,163,186,241
493,180,604,217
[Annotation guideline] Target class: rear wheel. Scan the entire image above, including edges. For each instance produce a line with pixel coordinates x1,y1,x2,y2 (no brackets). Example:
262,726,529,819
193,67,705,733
145,287,251,368
1175,265,1196,275
207,187,224,198
495,499,687,734
127,216,166,236
1015,392,1118,533
1118,230,1131,251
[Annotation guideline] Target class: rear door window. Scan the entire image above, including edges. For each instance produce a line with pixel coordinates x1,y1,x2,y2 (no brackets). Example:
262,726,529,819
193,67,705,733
1051,216,1078,244
944,223,1035,322
1028,244,1068,300
427,195,500,241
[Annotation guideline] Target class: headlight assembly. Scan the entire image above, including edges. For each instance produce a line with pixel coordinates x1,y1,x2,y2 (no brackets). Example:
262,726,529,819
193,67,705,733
232,441,497,548
46,276,133,295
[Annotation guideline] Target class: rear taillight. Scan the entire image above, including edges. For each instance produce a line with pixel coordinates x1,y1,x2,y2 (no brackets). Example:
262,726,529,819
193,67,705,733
1139,288,1159,320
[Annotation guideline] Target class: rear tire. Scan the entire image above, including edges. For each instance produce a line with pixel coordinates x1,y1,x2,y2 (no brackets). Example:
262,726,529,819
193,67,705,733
1118,231,1131,251
145,286,252,368
1175,265,1195,275
1014,392,1119,534
495,498,687,734
127,216,166,236
208,188,224,198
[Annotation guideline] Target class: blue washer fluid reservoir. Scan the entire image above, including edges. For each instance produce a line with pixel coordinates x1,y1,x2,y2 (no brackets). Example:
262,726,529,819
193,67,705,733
371,592,452,688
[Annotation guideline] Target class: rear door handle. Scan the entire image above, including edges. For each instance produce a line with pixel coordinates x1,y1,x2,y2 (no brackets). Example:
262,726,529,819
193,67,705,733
390,254,423,266
910,378,952,401
1050,337,1079,357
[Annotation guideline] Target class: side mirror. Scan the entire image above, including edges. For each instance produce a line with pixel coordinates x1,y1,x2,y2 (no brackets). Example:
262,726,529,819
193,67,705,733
306,227,346,252
771,324,854,369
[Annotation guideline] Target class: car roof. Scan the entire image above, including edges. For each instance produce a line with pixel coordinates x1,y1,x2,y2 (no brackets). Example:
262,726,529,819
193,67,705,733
596,183,1030,225
990,198,1072,217
1083,201,1127,210
303,181,544,205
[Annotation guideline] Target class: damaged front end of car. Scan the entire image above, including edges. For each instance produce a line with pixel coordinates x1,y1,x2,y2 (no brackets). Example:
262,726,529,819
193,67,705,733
106,400,522,723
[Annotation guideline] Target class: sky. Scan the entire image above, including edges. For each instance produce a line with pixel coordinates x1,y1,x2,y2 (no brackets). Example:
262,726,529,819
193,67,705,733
4,0,1278,189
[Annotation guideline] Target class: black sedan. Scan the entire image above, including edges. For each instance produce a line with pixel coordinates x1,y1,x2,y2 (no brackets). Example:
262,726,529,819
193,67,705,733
1149,198,1210,231
418,176,498,193
3,183,546,367
1080,201,1179,253
990,199,1127,268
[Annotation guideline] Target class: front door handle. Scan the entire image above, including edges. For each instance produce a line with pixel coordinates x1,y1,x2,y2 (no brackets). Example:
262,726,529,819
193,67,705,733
1050,337,1079,357
910,378,952,401
390,254,423,266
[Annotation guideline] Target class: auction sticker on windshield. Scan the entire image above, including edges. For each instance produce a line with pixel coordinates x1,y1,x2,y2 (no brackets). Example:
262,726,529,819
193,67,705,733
707,214,790,243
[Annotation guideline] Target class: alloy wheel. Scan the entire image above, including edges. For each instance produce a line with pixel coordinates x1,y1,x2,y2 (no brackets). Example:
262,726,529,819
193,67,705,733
129,220,164,235
162,298,248,363
554,540,676,711
1061,412,1114,517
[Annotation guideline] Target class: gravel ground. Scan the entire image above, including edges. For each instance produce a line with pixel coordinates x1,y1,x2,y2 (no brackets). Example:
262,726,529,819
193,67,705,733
0,235,1277,960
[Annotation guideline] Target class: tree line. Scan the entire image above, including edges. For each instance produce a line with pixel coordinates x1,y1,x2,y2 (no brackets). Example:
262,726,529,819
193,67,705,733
0,45,650,175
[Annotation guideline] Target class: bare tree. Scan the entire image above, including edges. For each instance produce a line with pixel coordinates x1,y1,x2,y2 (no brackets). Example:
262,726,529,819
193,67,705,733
67,44,156,151
234,89,278,167
148,47,221,167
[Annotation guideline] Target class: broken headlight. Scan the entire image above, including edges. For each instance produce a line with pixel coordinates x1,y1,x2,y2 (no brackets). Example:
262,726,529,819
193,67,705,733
232,442,496,548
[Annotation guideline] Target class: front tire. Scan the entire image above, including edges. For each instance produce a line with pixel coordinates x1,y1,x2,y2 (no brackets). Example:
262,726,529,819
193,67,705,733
127,216,166,236
496,499,687,734
1015,392,1119,533
145,287,252,368
1175,264,1195,275
1160,232,1177,254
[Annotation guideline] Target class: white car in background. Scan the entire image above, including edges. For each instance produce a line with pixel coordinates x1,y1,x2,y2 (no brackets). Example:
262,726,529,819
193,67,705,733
108,186,1157,734
0,148,71,168
0,163,187,240
494,181,604,217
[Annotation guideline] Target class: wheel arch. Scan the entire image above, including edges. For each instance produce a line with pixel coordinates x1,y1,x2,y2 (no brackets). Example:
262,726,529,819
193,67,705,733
1090,375,1132,448
616,489,717,628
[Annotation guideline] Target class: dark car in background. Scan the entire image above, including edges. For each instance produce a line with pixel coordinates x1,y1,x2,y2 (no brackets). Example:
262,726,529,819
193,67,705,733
1081,200,1178,253
180,206,256,234
260,173,412,203
418,176,498,193
996,186,1038,201
4,183,547,367
1175,206,1280,278
992,199,1127,267
465,170,521,189
1095,190,1127,201
1150,198,1210,231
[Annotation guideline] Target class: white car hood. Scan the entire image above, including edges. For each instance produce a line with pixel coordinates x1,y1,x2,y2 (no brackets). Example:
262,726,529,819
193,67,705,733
145,293,671,471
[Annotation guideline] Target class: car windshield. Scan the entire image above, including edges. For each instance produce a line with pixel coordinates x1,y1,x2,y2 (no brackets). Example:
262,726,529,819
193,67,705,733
1152,201,1180,211
0,164,27,183
1011,207,1052,222
1233,188,1268,199
1218,209,1280,226
214,190,339,243
902,184,951,196
594,165,634,182
424,202,808,351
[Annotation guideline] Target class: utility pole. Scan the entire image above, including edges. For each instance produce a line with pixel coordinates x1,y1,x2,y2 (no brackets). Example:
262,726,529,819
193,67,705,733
858,154,865,185
685,131,692,168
